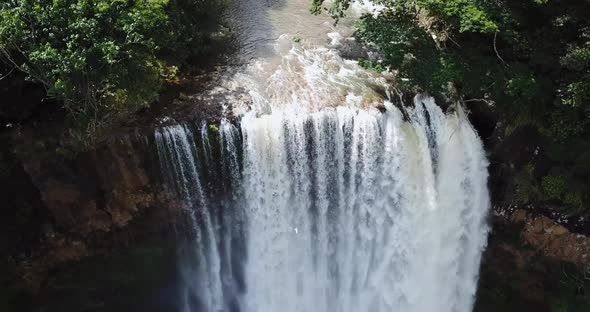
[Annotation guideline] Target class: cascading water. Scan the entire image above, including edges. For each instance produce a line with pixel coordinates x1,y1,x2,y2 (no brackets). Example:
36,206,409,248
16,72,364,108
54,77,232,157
239,97,489,312
153,4,490,311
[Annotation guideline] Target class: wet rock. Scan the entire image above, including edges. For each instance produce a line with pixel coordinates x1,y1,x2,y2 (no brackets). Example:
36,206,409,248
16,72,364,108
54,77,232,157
4,131,187,292
549,224,569,236
476,215,590,312
511,209,527,223
511,211,590,265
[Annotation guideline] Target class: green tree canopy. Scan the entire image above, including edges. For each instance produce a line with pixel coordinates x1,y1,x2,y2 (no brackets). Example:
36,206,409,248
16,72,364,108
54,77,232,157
0,0,226,142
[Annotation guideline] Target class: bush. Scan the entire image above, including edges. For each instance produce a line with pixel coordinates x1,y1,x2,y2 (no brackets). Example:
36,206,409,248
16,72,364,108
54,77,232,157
541,175,567,200
0,0,226,145
356,11,461,95
1,1,168,118
418,0,499,33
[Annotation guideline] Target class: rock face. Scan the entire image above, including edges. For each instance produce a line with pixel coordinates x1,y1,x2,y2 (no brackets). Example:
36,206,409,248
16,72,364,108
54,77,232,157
474,197,590,311
25,138,156,235
3,132,185,292
476,213,590,312
509,209,590,265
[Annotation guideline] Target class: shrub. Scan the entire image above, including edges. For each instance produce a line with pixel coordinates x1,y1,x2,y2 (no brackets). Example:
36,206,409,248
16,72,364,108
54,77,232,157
0,0,226,145
418,0,499,33
541,175,567,200
0,1,169,119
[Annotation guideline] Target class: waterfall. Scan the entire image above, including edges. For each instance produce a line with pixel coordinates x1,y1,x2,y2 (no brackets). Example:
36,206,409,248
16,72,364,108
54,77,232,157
153,36,490,312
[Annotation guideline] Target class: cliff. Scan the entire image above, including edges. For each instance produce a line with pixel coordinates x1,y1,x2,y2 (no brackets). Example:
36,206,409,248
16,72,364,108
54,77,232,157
0,90,587,311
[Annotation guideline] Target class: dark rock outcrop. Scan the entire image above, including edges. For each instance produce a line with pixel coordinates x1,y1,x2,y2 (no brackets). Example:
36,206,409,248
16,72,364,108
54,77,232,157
475,214,590,312
1,130,187,294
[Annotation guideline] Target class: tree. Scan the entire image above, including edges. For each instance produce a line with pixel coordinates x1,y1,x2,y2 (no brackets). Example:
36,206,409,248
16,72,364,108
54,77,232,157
0,0,226,144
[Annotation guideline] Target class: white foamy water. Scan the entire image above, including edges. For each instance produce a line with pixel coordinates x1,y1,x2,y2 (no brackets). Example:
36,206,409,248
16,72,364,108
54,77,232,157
238,96,489,312
226,34,391,116
154,1,490,311
154,95,490,312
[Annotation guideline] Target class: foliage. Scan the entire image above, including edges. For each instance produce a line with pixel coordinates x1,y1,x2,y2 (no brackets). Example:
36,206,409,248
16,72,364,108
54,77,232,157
208,124,219,134
417,0,499,33
311,0,351,19
564,193,584,213
0,0,226,145
560,38,590,108
549,264,590,312
1,1,167,120
541,175,567,200
165,0,228,61
314,0,590,215
355,11,449,92
358,58,385,73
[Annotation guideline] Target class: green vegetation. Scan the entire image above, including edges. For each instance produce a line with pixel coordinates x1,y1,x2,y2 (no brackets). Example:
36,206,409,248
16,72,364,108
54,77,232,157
208,123,220,134
514,163,540,204
313,0,590,216
417,0,499,33
542,175,568,201
550,265,590,312
0,0,227,145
